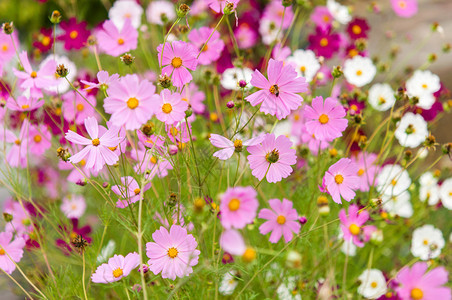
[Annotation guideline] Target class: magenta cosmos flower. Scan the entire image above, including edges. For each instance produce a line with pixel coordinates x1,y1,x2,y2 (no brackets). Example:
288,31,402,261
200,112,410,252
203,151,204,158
58,18,90,50
62,90,97,125
391,0,418,18
396,262,451,300
0,231,26,274
258,199,301,243
65,117,122,172
339,204,376,247
246,59,308,120
322,158,359,204
112,176,151,208
346,18,370,40
97,19,138,57
220,186,259,229
308,27,341,59
157,41,198,88
188,27,225,65
104,74,159,130
155,89,188,125
146,225,200,280
13,51,57,93
209,133,265,160
304,96,348,142
91,252,140,283
247,133,297,183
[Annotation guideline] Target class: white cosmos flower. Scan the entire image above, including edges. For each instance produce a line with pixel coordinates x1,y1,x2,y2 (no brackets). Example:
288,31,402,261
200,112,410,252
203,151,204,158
368,83,396,111
341,239,357,256
96,240,116,264
109,0,144,29
439,178,452,210
394,113,428,148
419,172,440,205
377,164,411,196
343,56,376,87
381,190,413,218
277,276,301,300
286,49,320,83
406,70,441,109
60,195,87,219
146,1,176,26
219,271,239,296
357,269,387,299
411,224,445,260
327,0,351,24
41,54,77,94
220,67,253,91
259,19,283,45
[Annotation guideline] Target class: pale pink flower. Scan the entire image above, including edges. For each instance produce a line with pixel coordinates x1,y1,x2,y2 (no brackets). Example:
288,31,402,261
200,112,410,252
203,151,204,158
155,89,188,125
180,82,206,114
111,176,151,208
28,124,51,156
6,95,44,111
188,27,225,65
207,0,239,14
132,145,173,180
219,186,259,229
80,70,120,91
0,232,25,274
2,119,29,168
62,90,97,125
91,252,140,283
166,122,191,144
339,204,376,247
4,201,33,237
209,133,265,160
310,6,333,30
300,127,330,156
351,152,379,192
322,158,359,204
97,19,138,57
61,195,87,219
391,0,417,18
146,225,200,280
219,229,246,256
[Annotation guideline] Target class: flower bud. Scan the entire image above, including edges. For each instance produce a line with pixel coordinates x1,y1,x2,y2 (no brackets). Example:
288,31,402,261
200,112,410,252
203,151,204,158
159,74,172,89
285,250,302,268
282,0,293,7
2,22,13,35
50,10,62,24
223,2,236,15
168,145,178,156
177,4,190,18
226,101,235,109
141,123,155,136
56,147,71,162
120,53,135,66
185,105,193,118
331,66,343,78
3,212,13,222
56,64,68,78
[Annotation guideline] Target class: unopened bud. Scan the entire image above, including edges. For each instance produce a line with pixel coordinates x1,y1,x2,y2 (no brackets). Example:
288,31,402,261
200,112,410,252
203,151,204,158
331,66,343,78
56,147,71,162
50,10,62,24
3,212,13,222
177,4,190,18
2,22,13,35
56,64,68,78
226,101,235,109
159,74,172,89
120,53,135,65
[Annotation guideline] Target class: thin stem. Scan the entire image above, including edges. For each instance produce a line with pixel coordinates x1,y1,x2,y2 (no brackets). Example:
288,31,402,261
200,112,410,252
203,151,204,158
82,251,88,300
1,268,34,299
197,15,225,59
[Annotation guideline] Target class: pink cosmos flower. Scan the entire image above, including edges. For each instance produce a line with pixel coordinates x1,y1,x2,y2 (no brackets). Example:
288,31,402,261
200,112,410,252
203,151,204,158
132,145,173,180
181,82,206,114
219,186,259,229
322,158,359,204
104,74,159,130
6,95,44,112
80,70,120,92
111,176,151,208
234,22,258,49
207,0,239,14
157,41,198,88
62,90,97,125
339,204,376,247
246,59,308,120
28,124,51,156
220,229,246,256
351,152,379,192
97,19,138,57
58,18,90,50
247,133,297,183
272,44,291,61
2,119,29,168
300,127,330,155
396,262,451,300
188,27,225,65
310,6,333,31
91,252,140,283
4,201,33,237
61,195,87,219
0,31,19,68
136,131,165,153
391,0,418,18
146,225,200,280
258,199,301,243
166,122,191,145
65,117,122,172
155,89,188,125
304,96,348,142
209,133,265,160
0,232,26,274
262,0,294,29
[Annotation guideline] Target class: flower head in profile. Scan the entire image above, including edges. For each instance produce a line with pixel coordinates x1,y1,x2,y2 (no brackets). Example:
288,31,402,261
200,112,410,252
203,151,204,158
246,59,308,120
322,158,359,204
0,231,26,274
220,186,259,229
391,0,418,18
146,225,200,280
111,176,151,208
155,89,188,125
91,252,140,283
188,27,225,65
258,198,301,243
339,204,376,247
97,19,138,57
247,133,297,183
65,117,122,172
395,262,451,300
6,95,44,112
57,18,90,50
209,133,265,160
80,70,119,92
157,41,198,88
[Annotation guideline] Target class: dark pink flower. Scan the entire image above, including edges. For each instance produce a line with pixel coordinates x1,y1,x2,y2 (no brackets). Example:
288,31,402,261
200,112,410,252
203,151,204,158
58,18,90,50
339,204,376,247
308,27,340,59
346,18,370,40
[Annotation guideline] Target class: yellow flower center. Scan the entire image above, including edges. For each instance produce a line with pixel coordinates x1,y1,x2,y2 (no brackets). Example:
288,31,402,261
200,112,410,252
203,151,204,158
370,281,377,288
242,248,256,262
112,267,123,278
358,169,365,176
300,65,306,72
80,159,86,166
15,139,21,145
31,71,37,78
171,57,183,68
1,44,8,52
34,135,42,143
422,83,428,89
42,36,51,46
391,179,397,186
350,104,358,112
162,103,173,114
234,139,243,151
170,127,178,137
269,84,279,96
423,239,429,245
134,188,141,195
76,103,84,111
335,174,344,184
378,97,386,104
352,25,362,35
276,215,286,225
70,231,78,240
108,146,118,151
117,38,125,45
319,114,329,124
0,248,5,255
92,138,100,146
323,15,330,22
356,70,363,76
150,156,158,164
349,224,360,235
201,44,209,52
410,288,423,300
71,204,77,210
69,30,78,39
21,104,30,109
349,49,359,57
127,97,139,109
228,198,240,211
398,1,407,9
320,38,328,47
167,247,178,258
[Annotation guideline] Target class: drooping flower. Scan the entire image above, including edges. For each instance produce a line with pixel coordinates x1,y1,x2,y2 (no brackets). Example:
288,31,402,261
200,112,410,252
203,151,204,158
247,133,297,183
322,158,359,204
80,70,120,92
209,133,265,160
391,0,418,18
258,198,301,243
395,262,451,300
343,55,376,87
61,195,87,219
0,231,26,274
111,176,151,208
62,90,97,125
246,59,308,120
65,117,122,172
339,204,376,247
219,186,259,229
97,19,138,57
157,41,198,88
357,269,387,299
108,0,143,29
146,225,200,280
304,96,348,142
58,18,90,50
411,224,445,260
155,89,188,125
104,74,159,130
188,27,225,65
91,252,140,283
